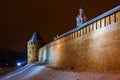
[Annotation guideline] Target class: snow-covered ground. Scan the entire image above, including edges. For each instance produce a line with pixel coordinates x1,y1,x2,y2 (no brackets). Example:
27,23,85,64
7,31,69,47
0,67,19,77
0,64,120,80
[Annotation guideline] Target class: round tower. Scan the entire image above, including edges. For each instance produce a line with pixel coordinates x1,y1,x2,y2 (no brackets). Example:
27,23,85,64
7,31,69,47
27,32,45,64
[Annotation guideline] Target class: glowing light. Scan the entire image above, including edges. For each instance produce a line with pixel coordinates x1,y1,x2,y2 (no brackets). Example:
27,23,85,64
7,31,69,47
17,62,21,67
6,63,8,66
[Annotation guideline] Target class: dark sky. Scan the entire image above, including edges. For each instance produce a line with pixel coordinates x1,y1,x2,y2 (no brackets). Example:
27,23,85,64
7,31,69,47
0,0,120,51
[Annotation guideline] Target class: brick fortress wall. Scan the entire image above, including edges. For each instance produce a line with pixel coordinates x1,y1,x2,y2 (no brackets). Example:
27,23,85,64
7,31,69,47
39,11,120,73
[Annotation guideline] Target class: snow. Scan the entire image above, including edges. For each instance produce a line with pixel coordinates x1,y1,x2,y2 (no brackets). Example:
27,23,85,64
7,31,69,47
0,64,120,80
28,32,43,42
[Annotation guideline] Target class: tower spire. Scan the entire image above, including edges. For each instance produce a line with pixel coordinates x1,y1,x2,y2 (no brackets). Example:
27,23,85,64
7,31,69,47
76,7,87,27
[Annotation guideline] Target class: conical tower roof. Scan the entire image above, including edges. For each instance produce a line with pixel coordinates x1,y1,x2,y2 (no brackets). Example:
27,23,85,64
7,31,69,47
28,32,44,42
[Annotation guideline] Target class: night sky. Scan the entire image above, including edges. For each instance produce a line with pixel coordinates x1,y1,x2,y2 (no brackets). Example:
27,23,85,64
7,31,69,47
0,0,120,51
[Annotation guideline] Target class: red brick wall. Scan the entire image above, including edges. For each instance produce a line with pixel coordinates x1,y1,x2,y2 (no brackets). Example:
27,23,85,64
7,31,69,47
39,11,120,73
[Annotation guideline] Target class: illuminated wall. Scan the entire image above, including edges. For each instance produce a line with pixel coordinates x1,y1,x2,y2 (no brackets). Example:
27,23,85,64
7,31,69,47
39,46,48,63
39,10,120,73
27,42,39,63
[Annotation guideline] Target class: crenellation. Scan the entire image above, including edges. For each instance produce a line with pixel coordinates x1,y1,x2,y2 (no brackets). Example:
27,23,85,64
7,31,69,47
71,34,73,40
27,6,120,73
68,34,71,41
97,20,101,29
116,11,120,21
83,27,87,34
70,34,72,40
77,31,79,38
101,18,105,27
110,14,114,23
90,24,93,31
86,25,90,33
80,28,83,36
67,35,69,41
106,16,110,25
75,32,77,39
77,30,79,37
72,32,75,39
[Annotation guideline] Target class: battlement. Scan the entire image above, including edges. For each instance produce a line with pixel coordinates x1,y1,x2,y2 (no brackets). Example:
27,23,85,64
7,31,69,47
58,5,120,39
46,5,120,48
32,6,120,73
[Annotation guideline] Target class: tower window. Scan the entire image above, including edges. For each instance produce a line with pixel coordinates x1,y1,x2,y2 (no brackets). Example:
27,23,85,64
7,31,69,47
31,42,33,45
80,20,81,23
32,47,34,49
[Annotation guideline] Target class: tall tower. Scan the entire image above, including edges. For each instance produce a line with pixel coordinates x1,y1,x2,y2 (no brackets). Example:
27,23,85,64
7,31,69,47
76,7,87,27
27,32,45,64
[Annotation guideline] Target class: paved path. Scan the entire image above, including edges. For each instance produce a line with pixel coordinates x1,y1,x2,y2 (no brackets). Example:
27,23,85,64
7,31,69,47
0,64,120,80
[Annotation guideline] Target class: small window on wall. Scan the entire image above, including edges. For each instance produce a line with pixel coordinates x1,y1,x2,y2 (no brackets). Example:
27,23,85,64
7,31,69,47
32,47,34,49
38,42,40,45
80,20,81,23
31,42,33,45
